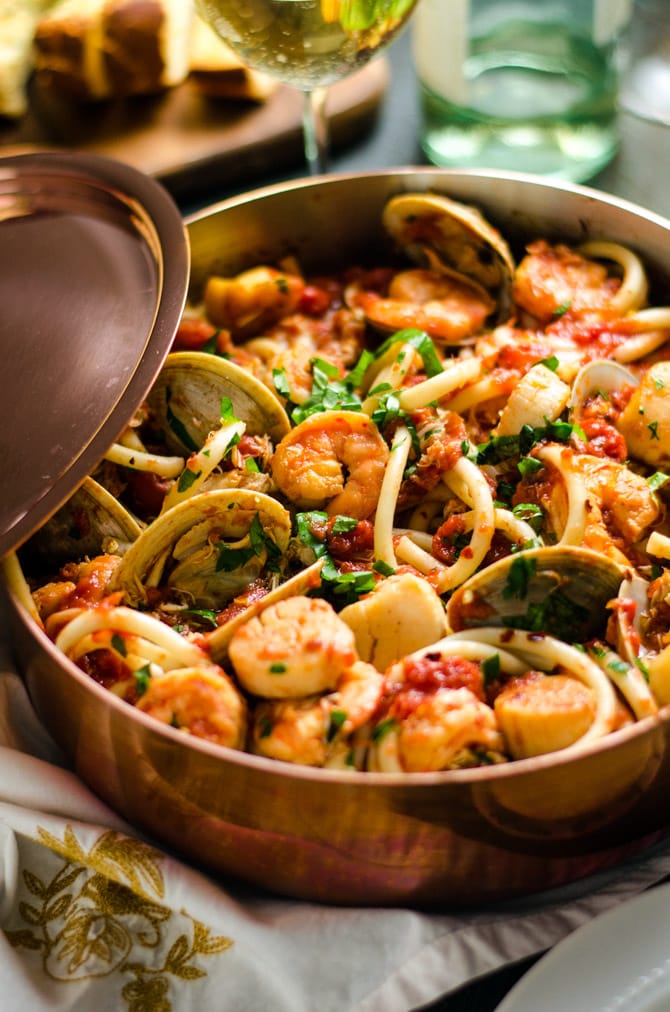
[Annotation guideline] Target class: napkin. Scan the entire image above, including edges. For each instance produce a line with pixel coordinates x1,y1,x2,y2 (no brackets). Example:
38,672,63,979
3,603,670,1012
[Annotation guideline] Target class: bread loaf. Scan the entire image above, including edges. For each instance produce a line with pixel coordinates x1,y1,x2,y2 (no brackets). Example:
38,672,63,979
0,0,276,117
0,0,52,117
33,0,194,101
188,15,277,103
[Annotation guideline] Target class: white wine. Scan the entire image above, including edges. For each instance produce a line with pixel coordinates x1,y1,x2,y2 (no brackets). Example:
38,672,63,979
196,0,417,89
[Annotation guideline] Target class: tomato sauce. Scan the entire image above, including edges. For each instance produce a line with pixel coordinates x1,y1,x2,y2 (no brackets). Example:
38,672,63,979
388,654,486,720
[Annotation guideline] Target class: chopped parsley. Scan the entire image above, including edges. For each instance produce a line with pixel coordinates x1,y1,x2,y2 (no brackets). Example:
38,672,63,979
481,653,501,684
200,331,229,358
607,657,629,675
371,717,397,742
177,468,201,493
511,503,544,532
295,511,377,606
502,555,537,599
134,663,152,696
219,396,234,421
111,633,127,657
374,328,444,378
635,657,650,682
370,390,403,430
215,513,281,572
373,559,396,576
327,709,347,742
295,510,330,559
272,367,292,400
165,386,199,452
503,589,589,641
517,456,544,477
317,556,376,606
258,715,273,738
476,419,585,466
331,515,359,534
288,358,363,424
181,608,219,630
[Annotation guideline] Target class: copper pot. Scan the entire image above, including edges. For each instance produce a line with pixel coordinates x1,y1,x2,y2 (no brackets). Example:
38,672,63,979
7,167,670,908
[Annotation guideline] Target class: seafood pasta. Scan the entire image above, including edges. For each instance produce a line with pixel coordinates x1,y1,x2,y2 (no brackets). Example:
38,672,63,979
9,191,670,774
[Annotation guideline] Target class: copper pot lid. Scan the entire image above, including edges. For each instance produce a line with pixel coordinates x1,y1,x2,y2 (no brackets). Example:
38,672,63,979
0,151,189,559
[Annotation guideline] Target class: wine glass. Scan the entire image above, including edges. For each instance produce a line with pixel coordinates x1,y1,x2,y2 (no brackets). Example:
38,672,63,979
195,0,421,174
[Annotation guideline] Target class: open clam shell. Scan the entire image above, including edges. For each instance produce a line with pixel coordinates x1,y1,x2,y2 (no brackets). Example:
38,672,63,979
19,476,142,574
146,350,290,454
446,545,626,643
109,488,291,611
567,359,639,420
381,191,515,322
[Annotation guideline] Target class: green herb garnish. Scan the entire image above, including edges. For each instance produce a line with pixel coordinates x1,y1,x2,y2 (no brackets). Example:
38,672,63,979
134,663,151,696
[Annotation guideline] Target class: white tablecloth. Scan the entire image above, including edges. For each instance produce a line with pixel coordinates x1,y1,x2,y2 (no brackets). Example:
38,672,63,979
3,604,670,1012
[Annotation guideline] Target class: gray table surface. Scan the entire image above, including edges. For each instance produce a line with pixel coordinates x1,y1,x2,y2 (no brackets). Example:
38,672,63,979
179,28,670,222
178,28,670,1012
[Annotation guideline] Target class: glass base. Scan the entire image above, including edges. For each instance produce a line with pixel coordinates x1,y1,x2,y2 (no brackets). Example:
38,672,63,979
420,119,618,183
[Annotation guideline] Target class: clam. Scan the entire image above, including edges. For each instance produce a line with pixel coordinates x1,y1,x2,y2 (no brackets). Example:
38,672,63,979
613,569,670,707
567,359,639,422
446,544,625,643
146,350,290,455
108,489,292,611
610,573,650,665
381,191,516,322
18,477,142,574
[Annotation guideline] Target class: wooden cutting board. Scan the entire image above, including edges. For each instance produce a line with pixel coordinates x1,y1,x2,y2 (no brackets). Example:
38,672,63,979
0,58,388,200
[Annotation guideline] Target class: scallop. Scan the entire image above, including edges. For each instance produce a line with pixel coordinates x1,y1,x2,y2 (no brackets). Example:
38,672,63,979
617,361,670,468
205,559,325,664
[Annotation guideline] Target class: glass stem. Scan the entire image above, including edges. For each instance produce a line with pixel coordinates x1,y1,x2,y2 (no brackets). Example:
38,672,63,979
302,86,329,175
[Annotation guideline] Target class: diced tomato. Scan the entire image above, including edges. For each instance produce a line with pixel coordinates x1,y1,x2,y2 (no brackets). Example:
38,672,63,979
390,654,486,719
298,284,332,316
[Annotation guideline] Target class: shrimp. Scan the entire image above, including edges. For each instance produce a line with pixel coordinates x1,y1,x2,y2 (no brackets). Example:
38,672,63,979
370,686,505,773
531,445,659,565
512,241,622,324
228,595,359,698
352,267,495,343
204,265,305,340
270,337,324,405
34,554,122,629
271,409,390,518
250,660,384,767
135,666,248,749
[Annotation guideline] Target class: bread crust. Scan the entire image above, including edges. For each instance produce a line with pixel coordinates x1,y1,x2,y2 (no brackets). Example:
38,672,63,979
33,0,189,101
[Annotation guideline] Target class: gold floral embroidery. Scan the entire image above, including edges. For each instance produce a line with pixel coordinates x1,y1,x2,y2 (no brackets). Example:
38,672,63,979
4,825,233,1009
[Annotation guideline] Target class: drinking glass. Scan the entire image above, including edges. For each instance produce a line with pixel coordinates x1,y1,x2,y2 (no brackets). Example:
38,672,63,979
413,0,632,182
195,0,421,174
619,0,670,126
